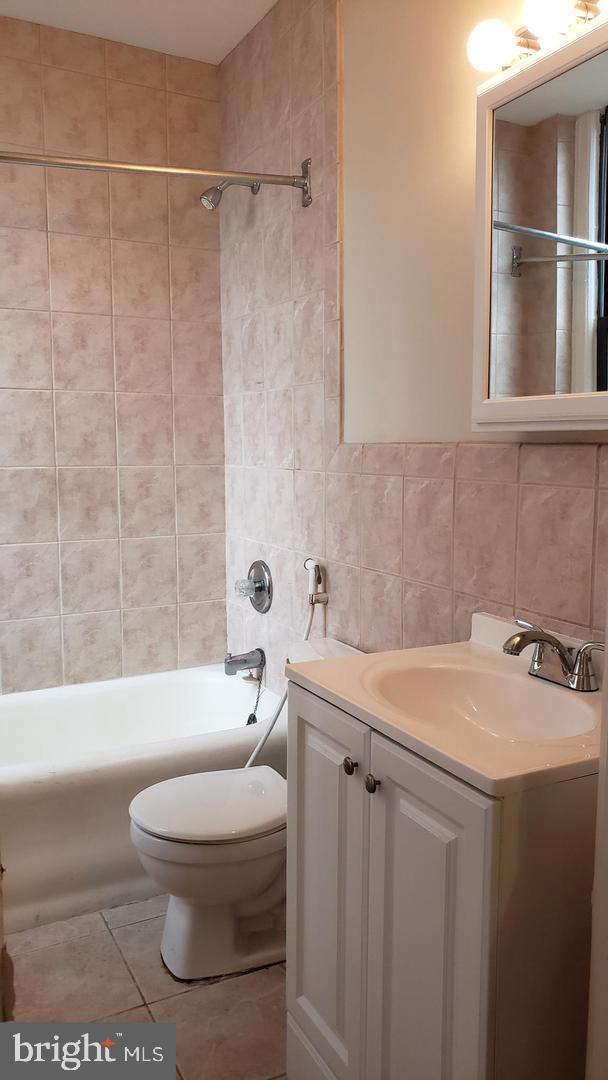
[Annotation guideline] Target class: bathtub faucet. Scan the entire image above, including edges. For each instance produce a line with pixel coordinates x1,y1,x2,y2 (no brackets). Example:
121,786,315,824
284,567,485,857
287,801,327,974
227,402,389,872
224,648,266,677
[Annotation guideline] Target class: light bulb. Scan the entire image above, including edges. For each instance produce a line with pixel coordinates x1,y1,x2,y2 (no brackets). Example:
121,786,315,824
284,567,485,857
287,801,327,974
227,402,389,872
523,0,576,41
466,20,516,73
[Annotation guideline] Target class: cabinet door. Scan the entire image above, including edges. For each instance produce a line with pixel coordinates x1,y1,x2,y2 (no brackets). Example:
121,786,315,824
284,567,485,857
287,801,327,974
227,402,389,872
365,733,499,1080
287,685,370,1080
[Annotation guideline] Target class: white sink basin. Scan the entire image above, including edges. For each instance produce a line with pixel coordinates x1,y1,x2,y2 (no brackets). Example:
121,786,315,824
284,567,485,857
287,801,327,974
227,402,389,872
286,614,602,795
361,661,598,743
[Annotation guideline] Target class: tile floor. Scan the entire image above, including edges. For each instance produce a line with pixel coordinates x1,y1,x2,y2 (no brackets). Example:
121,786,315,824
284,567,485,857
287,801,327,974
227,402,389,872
6,895,286,1080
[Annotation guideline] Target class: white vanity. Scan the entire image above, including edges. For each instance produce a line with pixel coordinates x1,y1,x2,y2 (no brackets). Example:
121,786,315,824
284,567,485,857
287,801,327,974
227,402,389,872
285,616,601,1080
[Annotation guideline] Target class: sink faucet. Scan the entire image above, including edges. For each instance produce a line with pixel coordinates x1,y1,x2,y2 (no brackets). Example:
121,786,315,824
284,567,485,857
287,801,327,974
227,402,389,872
503,619,604,692
224,648,266,677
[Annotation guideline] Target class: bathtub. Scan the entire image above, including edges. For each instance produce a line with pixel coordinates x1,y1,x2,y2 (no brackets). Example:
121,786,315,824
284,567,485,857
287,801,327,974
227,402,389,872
0,665,284,933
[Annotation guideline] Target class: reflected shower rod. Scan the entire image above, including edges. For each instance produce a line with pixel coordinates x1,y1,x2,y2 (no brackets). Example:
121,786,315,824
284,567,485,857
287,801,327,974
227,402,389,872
0,150,313,208
493,219,608,278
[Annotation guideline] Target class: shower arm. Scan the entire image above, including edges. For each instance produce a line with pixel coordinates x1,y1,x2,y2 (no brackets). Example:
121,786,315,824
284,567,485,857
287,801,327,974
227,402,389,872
0,150,312,207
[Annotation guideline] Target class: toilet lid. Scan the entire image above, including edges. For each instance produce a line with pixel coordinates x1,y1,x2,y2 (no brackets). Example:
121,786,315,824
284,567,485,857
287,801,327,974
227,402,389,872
129,767,287,844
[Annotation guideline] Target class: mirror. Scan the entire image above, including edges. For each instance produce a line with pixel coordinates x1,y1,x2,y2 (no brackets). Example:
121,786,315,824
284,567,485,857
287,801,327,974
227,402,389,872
490,49,608,399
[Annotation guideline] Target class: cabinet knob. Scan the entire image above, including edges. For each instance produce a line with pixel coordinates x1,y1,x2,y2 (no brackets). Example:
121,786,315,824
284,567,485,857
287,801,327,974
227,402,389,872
343,756,358,776
365,773,381,794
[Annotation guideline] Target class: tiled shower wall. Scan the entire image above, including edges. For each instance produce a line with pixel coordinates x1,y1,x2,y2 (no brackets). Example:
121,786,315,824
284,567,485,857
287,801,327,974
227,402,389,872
0,16,226,693
220,0,608,692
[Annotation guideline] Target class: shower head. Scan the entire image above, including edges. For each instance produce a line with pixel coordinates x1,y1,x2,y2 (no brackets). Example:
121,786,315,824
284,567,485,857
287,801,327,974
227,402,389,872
200,185,224,211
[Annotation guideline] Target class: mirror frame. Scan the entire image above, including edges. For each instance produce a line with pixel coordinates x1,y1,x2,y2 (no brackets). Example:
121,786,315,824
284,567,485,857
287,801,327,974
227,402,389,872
473,17,608,431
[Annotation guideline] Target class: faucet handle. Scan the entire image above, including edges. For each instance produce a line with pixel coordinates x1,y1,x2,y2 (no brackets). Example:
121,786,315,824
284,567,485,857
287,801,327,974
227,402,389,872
570,641,604,692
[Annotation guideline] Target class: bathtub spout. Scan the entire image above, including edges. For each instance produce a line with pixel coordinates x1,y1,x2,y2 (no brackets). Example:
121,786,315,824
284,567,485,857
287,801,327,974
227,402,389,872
224,648,265,676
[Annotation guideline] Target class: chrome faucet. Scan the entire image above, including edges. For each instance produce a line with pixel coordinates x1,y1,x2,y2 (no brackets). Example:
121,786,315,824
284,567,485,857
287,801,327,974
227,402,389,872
502,619,604,692
224,648,266,677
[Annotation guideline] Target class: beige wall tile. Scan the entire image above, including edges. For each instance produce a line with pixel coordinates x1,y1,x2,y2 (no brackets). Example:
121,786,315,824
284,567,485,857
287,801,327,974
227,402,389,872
168,176,219,250
114,317,171,394
40,26,104,76
175,466,224,534
0,162,46,228
0,467,57,543
294,384,323,470
0,542,59,619
0,17,40,62
456,443,519,482
292,1,323,118
404,443,456,478
516,485,594,625
519,444,597,487
121,536,177,608
109,173,167,244
0,227,49,308
265,467,294,548
166,55,219,100
52,313,113,390
105,41,165,88
47,168,109,236
62,610,122,684
293,291,324,385
167,93,220,169
174,394,224,465
403,478,453,588
49,233,111,314
178,600,226,667
453,594,514,643
242,393,266,466
454,481,517,604
594,489,608,629
61,539,120,614
294,470,324,555
0,309,51,388
265,301,294,389
111,239,170,318
292,197,324,297
122,605,177,675
178,534,226,602
223,395,243,466
361,444,405,476
107,80,166,164
116,393,173,466
403,580,453,649
0,58,42,147
263,212,292,306
361,570,402,653
326,472,359,565
58,467,118,540
360,474,402,576
0,388,54,465
0,617,62,693
55,391,116,466
43,67,107,156
325,560,360,647
119,466,175,538
169,246,220,321
172,320,222,396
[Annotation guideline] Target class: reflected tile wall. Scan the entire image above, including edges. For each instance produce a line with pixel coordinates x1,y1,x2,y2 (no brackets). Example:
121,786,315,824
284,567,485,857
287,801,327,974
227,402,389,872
0,16,225,691
221,1,607,694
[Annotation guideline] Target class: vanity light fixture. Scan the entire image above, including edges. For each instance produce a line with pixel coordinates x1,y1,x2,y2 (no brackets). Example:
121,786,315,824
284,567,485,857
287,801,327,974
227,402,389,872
467,0,602,73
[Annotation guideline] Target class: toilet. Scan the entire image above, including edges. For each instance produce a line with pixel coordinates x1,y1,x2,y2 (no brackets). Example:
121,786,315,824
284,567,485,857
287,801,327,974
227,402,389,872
129,766,286,980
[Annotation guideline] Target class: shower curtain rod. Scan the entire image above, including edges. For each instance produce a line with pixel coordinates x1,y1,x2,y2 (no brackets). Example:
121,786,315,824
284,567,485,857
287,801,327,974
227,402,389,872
0,150,312,206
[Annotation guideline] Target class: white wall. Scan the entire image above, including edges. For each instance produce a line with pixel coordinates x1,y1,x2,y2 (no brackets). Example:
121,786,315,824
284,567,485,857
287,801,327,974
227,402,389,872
343,0,522,443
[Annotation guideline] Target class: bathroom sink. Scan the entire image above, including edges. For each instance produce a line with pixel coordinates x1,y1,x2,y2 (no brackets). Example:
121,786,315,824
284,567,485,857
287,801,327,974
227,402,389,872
361,660,598,742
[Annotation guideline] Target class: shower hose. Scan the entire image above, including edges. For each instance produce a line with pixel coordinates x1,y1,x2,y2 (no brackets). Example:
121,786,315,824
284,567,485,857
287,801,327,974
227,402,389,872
244,601,316,769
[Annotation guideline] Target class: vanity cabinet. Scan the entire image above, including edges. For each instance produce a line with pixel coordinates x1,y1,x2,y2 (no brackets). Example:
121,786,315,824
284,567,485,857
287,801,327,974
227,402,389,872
286,684,597,1080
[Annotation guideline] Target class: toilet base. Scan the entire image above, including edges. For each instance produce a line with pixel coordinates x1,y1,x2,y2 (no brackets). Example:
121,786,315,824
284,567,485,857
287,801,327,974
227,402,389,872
160,895,286,980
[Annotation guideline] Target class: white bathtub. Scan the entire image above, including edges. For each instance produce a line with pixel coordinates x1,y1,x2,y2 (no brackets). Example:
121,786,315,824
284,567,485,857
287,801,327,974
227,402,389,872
0,665,284,933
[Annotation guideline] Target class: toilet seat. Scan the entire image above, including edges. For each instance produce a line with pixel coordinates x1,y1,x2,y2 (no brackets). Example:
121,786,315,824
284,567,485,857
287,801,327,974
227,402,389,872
129,766,286,845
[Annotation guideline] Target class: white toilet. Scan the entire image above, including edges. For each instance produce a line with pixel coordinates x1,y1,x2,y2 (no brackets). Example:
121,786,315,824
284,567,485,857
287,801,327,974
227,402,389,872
129,766,286,980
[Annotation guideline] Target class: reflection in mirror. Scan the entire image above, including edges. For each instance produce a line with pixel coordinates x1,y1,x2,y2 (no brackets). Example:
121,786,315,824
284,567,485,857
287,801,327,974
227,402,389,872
490,49,608,398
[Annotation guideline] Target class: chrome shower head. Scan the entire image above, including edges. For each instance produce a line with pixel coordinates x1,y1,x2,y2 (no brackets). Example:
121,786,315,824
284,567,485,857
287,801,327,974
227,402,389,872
200,185,224,211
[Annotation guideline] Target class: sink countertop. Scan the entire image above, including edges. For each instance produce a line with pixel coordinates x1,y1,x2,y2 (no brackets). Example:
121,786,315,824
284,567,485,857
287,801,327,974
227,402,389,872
286,615,601,796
